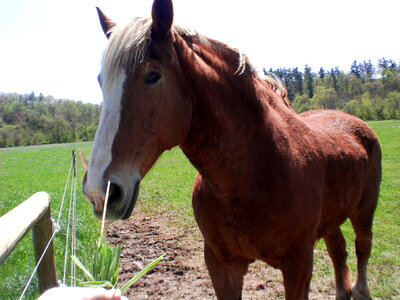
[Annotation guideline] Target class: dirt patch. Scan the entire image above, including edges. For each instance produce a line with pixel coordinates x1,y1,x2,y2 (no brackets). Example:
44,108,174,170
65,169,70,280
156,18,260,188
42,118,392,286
78,149,88,171
106,208,336,299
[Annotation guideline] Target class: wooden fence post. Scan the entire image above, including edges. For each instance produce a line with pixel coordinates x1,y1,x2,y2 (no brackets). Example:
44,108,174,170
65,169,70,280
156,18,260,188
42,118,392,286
0,192,58,294
32,201,58,294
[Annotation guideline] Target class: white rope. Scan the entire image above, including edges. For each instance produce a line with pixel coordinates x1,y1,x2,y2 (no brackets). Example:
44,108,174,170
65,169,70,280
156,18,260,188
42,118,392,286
63,175,74,285
57,159,73,225
19,219,60,300
71,151,78,287
62,149,81,287
20,154,75,299
20,149,83,298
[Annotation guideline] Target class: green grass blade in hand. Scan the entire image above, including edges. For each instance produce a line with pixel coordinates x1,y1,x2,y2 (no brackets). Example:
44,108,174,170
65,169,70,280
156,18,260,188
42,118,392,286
75,280,114,289
120,254,166,293
72,255,95,282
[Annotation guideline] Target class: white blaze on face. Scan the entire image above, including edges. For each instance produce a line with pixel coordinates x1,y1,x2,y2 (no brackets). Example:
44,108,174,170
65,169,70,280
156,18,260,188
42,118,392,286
85,69,126,204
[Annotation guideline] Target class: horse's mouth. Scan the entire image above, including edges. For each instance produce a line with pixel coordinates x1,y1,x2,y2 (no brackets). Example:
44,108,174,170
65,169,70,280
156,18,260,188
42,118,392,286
95,178,141,220
121,180,140,219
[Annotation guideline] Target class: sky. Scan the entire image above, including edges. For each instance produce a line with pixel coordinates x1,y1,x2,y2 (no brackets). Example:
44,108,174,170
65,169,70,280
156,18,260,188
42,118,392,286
0,0,399,104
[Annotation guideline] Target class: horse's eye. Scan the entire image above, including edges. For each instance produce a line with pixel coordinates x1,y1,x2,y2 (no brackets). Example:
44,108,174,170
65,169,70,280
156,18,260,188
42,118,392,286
145,72,161,85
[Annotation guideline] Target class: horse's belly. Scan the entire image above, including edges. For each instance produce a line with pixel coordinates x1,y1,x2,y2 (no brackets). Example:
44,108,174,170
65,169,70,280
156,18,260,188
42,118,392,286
193,192,317,268
316,162,369,237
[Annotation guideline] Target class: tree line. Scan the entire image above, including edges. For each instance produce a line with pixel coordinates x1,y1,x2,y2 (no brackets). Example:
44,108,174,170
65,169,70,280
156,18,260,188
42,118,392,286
0,92,101,147
265,57,400,120
1,58,399,147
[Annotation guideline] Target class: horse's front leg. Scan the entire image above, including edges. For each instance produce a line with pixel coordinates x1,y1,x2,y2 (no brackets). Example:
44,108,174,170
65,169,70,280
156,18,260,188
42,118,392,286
281,243,314,300
204,241,250,300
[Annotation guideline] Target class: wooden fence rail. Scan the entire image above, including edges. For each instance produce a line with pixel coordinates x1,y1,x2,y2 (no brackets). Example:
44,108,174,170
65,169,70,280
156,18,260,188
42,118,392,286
0,192,58,294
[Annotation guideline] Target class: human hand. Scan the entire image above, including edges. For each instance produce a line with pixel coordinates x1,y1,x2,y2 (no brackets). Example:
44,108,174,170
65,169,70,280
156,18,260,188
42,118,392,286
38,287,128,300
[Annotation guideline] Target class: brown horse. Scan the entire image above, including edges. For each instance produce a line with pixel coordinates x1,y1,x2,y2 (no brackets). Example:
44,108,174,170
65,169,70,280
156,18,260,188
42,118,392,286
82,1,381,299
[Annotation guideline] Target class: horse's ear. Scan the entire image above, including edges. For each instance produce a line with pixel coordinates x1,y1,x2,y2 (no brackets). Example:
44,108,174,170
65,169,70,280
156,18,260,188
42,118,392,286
151,0,173,40
96,7,116,39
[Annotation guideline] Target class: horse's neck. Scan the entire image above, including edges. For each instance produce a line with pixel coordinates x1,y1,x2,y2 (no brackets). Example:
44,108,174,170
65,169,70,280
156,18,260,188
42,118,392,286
175,35,296,193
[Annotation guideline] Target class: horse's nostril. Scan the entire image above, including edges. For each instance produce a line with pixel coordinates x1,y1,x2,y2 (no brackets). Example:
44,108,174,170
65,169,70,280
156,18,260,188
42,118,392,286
108,183,123,205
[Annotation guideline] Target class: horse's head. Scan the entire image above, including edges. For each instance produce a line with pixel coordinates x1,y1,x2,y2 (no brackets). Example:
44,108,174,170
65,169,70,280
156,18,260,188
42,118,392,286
82,0,192,219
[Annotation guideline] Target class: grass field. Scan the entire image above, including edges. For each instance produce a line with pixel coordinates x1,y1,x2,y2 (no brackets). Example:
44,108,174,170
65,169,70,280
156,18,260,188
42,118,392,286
1,120,399,299
0,142,100,299
363,120,400,298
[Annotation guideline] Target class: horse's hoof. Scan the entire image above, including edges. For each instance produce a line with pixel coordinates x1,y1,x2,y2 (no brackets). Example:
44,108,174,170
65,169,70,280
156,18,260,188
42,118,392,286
351,286,371,300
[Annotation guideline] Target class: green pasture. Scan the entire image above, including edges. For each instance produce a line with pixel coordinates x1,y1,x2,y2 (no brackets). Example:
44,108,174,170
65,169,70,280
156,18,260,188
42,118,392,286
0,142,100,299
0,120,399,299
362,120,400,299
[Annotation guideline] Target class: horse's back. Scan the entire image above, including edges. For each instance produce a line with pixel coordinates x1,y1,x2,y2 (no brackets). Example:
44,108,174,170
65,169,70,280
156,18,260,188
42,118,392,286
299,109,381,185
300,109,380,153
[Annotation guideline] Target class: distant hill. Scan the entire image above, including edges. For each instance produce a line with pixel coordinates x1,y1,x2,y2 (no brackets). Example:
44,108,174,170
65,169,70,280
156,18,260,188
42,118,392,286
0,92,101,147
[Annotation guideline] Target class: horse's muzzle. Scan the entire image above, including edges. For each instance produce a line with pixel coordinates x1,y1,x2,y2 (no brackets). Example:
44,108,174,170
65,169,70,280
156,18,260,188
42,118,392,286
82,172,141,220
111,178,141,220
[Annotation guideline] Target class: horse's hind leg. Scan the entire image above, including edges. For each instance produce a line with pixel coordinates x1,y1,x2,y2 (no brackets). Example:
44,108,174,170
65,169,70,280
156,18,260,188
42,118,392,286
349,132,381,300
204,242,250,300
350,181,379,300
350,206,376,300
324,228,352,300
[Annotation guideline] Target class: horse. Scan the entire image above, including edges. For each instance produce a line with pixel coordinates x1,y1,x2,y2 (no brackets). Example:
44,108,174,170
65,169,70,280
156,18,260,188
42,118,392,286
82,1,381,299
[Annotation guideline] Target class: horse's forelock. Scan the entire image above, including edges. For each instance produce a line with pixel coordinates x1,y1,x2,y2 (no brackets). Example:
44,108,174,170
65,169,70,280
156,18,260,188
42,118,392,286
101,17,153,90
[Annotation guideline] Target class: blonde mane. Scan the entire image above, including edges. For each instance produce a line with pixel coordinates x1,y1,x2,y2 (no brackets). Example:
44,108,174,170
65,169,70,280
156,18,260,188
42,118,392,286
101,18,285,103
261,75,290,107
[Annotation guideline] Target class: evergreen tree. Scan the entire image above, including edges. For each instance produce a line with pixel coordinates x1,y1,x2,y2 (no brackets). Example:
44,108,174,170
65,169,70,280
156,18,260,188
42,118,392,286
360,60,375,82
329,67,340,91
378,57,389,71
292,67,304,96
318,67,325,79
304,65,314,98
351,60,361,79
